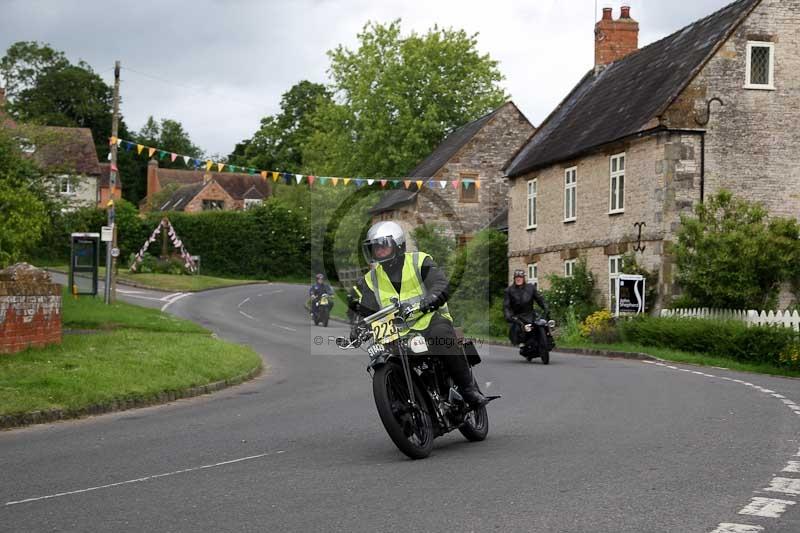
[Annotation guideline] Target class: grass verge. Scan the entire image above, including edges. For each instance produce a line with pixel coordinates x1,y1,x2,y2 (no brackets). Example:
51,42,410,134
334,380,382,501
558,338,800,379
0,289,262,419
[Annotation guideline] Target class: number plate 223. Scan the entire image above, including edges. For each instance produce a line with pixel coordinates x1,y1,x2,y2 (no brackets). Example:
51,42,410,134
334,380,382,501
371,313,400,343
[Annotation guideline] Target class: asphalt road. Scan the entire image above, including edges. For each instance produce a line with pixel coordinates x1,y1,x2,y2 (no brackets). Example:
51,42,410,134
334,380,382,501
3,282,800,532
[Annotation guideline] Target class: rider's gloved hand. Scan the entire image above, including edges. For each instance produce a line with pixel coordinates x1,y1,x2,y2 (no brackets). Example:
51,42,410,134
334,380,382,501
419,295,437,314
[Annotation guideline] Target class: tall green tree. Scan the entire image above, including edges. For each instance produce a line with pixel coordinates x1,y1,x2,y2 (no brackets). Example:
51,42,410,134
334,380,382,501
0,128,47,267
304,20,507,177
675,190,800,310
233,80,331,172
0,41,69,100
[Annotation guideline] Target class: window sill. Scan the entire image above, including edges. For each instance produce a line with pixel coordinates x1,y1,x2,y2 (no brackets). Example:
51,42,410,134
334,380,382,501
608,210,625,216
744,84,776,91
563,218,577,224
526,225,537,231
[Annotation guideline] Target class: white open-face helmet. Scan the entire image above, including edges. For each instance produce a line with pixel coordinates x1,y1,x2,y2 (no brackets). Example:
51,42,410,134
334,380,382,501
362,221,406,265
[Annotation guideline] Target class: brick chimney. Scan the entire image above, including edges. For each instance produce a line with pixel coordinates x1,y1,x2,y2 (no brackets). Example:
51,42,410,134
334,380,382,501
147,159,160,198
595,4,639,69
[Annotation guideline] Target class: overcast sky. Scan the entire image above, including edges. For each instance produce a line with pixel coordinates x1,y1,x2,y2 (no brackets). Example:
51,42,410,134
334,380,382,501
1,0,735,159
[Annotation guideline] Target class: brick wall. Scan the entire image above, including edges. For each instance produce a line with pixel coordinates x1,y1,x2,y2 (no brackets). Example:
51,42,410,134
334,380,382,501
407,102,534,239
507,131,702,309
184,181,235,213
0,264,62,355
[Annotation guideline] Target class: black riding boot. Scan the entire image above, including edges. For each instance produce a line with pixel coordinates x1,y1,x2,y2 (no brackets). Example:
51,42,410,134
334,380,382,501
443,354,487,406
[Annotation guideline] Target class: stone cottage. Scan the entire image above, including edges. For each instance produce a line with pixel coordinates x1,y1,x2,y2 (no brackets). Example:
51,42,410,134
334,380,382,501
370,101,534,246
504,0,800,310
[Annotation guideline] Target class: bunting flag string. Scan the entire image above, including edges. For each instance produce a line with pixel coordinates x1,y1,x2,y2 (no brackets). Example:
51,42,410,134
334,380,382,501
130,218,197,273
111,136,482,190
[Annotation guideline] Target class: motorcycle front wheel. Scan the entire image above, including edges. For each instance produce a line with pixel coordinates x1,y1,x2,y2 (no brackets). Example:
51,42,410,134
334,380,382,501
459,404,489,441
372,363,434,459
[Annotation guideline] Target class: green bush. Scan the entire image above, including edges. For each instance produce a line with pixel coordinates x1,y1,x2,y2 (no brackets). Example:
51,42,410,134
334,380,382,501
619,316,798,367
449,297,508,339
449,229,507,304
541,259,599,325
411,224,455,275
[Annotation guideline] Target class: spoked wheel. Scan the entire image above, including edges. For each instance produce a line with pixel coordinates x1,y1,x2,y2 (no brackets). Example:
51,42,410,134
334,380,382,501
459,403,489,441
372,363,434,459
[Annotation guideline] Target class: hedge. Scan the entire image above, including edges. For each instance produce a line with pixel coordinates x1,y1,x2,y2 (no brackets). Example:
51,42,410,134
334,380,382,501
619,316,799,367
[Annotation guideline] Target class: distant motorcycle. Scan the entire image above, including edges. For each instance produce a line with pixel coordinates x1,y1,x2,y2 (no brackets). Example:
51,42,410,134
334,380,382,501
311,293,333,327
337,297,499,459
516,312,556,364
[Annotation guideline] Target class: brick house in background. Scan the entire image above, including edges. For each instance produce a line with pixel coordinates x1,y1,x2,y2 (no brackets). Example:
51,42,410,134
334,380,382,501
98,163,123,208
1,87,104,210
369,101,535,246
144,160,272,212
505,0,800,311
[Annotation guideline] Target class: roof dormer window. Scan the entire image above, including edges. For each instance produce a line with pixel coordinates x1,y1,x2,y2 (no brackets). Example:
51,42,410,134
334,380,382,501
745,41,775,90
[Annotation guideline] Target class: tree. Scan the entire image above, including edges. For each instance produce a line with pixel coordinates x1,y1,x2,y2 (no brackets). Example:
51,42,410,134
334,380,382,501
304,20,507,178
675,190,800,310
0,128,47,267
0,41,69,100
234,81,331,172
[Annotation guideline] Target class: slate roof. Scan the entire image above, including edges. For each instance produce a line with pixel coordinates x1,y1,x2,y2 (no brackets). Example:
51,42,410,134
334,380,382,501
484,208,509,233
370,102,519,215
505,0,761,177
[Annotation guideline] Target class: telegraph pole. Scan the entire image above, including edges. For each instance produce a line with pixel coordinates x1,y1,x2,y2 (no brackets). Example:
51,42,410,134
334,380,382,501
105,60,121,304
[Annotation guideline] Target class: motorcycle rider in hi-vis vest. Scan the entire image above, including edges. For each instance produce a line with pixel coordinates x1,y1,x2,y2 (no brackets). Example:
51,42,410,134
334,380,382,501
349,221,487,406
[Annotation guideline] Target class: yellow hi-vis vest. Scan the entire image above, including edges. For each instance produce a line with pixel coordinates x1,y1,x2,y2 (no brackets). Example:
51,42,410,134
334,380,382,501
363,251,453,331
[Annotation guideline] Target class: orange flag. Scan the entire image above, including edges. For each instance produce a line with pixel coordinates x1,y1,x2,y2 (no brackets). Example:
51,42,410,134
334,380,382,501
148,147,156,158
261,171,267,179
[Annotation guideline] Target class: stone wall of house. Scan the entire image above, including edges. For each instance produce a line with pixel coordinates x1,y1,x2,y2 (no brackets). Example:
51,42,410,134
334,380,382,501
409,103,534,239
508,131,702,309
664,0,800,220
0,264,62,355
184,181,235,213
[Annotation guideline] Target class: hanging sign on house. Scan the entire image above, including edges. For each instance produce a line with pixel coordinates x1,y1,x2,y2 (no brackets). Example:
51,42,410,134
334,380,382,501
615,274,646,316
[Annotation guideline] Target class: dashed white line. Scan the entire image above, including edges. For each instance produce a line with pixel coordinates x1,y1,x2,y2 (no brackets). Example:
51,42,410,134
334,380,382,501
4,451,285,506
781,461,800,473
237,297,251,308
239,310,256,321
738,497,796,518
763,477,800,496
160,292,190,312
710,524,764,532
271,323,297,332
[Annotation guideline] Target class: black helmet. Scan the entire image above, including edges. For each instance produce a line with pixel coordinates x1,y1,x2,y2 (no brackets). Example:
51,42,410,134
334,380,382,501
513,269,526,279
362,221,407,265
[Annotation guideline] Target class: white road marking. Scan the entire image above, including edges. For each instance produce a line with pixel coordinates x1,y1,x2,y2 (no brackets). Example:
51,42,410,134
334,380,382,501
4,451,285,506
117,289,146,294
782,461,800,473
237,297,250,308
782,399,797,406
764,477,800,496
710,524,764,533
160,292,190,312
239,310,256,321
272,323,297,332
773,394,786,399
738,496,796,518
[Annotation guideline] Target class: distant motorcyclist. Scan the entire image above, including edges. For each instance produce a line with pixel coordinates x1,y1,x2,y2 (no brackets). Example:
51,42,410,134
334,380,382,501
504,269,549,352
309,273,334,317
349,221,486,406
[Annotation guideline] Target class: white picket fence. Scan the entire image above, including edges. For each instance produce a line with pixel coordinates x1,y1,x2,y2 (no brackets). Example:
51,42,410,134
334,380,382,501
660,308,800,332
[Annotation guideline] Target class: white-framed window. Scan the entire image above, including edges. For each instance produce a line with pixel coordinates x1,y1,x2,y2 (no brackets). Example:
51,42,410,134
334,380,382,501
609,153,625,214
526,179,537,229
564,167,577,222
59,176,75,195
564,259,577,278
527,263,538,288
745,41,775,90
609,255,623,309
244,198,263,209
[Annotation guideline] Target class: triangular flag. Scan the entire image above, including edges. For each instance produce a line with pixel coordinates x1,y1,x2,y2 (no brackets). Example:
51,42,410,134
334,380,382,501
270,172,278,181
416,180,424,189
464,180,473,188
158,150,167,160
248,168,255,175
217,163,225,172
110,163,118,172
137,144,144,155
440,181,447,189
183,155,190,165
344,178,351,186
283,173,293,184
380,180,387,188
452,180,460,189
367,179,374,186
319,177,329,185
391,180,400,188
403,180,410,189
148,147,156,158
307,176,315,186
107,152,112,161
261,171,267,179
332,177,339,186
116,138,122,147
206,160,213,171
295,174,303,184
170,152,177,162
355,179,364,187
229,165,237,172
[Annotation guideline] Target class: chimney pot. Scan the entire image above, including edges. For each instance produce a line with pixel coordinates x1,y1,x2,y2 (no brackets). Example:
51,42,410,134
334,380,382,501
602,7,613,20
620,5,631,19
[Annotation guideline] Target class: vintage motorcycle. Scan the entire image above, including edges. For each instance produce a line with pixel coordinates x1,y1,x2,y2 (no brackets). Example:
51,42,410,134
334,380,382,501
311,293,333,327
337,298,498,459
516,312,556,364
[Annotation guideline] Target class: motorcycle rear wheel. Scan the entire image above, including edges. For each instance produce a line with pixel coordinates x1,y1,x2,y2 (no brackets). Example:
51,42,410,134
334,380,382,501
459,404,489,441
372,363,434,459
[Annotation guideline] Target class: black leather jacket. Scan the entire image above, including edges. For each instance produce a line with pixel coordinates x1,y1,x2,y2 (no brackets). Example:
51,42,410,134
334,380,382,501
503,283,549,323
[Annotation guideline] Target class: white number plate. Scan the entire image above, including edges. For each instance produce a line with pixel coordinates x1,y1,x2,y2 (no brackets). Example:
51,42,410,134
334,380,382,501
371,312,400,343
